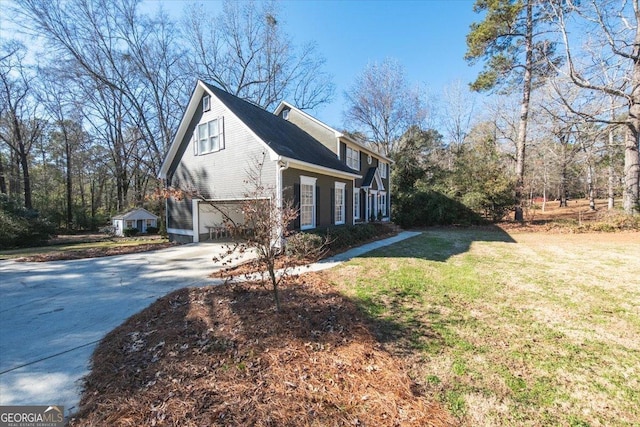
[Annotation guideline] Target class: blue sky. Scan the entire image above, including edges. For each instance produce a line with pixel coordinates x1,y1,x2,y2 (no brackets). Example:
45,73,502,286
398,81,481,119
150,0,483,129
276,0,482,128
1,0,483,129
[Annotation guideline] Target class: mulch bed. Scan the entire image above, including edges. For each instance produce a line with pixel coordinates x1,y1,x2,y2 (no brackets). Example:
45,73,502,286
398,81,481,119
16,242,175,262
68,275,456,427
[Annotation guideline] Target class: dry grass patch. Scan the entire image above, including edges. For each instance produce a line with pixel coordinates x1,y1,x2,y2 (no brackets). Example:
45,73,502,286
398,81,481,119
69,277,455,427
327,229,640,426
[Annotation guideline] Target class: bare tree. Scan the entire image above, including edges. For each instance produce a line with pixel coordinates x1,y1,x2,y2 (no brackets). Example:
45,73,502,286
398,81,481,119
344,58,427,157
440,80,478,148
0,39,43,209
182,0,334,111
14,0,188,179
549,0,640,214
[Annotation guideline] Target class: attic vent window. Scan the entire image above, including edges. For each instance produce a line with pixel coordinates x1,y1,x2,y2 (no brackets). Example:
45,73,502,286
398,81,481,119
203,95,211,112
282,109,290,120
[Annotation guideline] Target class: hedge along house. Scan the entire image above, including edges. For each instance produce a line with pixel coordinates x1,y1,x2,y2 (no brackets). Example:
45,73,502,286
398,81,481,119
158,80,372,243
111,208,159,236
274,102,392,223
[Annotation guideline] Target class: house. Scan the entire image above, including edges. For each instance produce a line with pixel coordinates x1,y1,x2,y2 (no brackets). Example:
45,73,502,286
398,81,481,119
158,80,392,243
274,101,392,223
112,208,159,236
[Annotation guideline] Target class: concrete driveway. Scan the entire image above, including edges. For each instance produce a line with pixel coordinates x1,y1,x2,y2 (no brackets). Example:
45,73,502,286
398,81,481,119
0,242,253,415
0,231,420,418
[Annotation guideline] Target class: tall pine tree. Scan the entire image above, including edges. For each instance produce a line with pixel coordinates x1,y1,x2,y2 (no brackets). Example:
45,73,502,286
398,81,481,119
465,0,560,220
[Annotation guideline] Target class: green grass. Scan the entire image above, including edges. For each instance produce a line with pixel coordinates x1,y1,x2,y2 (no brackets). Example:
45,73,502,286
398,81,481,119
330,229,640,426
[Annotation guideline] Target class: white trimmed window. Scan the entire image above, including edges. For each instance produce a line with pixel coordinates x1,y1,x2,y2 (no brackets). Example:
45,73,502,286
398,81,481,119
335,182,346,225
379,192,387,217
380,162,387,178
346,147,360,170
196,117,224,155
353,187,360,220
203,95,211,112
300,176,316,230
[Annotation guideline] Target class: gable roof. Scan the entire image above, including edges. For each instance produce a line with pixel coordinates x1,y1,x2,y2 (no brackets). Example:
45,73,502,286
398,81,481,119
159,81,359,179
361,166,385,191
202,83,357,176
112,208,158,220
274,101,393,163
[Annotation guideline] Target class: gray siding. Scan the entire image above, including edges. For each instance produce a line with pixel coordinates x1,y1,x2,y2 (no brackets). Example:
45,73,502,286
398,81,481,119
168,93,277,201
283,168,352,229
167,198,192,230
285,108,338,155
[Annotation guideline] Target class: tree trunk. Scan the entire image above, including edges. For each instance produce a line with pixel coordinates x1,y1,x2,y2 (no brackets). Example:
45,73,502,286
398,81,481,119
0,153,7,194
624,5,640,215
65,133,73,229
514,0,533,221
587,161,595,211
18,141,32,210
608,122,615,210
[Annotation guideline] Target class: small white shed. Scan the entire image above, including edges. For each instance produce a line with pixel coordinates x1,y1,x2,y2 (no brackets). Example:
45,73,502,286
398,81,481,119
112,208,159,236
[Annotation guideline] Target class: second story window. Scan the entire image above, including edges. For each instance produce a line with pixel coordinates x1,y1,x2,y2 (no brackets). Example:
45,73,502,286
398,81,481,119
380,162,387,178
346,147,360,170
195,117,224,155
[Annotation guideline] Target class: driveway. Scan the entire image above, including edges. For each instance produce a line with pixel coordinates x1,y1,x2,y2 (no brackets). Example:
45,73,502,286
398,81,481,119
0,242,254,415
0,231,420,418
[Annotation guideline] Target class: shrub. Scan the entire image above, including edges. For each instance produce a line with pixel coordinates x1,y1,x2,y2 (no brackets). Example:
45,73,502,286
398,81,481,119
0,194,55,249
393,190,485,228
285,232,326,260
123,227,139,237
312,223,394,252
145,226,159,234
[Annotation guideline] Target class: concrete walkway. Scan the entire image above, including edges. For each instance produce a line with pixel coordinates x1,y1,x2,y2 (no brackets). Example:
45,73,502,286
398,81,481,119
0,231,420,416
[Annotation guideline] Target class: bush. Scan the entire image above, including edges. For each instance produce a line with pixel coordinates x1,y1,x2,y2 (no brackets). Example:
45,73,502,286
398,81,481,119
393,190,485,228
312,223,395,252
145,226,159,234
0,194,55,249
123,227,139,237
285,232,326,260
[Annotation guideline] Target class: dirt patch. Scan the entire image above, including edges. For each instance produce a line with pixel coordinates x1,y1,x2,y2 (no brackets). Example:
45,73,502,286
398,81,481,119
69,277,456,427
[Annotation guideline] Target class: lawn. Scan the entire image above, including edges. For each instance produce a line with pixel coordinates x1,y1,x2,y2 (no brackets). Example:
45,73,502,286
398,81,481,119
327,228,640,426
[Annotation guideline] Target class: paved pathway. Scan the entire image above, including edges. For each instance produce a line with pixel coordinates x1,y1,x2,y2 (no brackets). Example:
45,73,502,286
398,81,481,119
0,231,420,416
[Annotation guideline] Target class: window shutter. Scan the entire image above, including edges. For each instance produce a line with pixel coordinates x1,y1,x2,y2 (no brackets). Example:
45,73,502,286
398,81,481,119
346,187,351,224
330,187,335,224
315,186,320,227
218,116,225,150
293,183,300,230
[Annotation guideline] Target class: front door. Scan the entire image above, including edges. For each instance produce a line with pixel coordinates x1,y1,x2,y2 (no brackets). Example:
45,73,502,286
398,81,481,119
369,190,378,221
137,219,143,231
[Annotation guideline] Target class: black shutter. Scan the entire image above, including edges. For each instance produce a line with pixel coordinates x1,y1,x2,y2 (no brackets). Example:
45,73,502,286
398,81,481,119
330,187,335,225
293,183,300,230
316,186,320,228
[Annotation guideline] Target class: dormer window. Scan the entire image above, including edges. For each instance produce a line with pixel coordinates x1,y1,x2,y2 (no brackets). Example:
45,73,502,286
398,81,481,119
282,109,290,120
346,147,360,170
203,95,211,112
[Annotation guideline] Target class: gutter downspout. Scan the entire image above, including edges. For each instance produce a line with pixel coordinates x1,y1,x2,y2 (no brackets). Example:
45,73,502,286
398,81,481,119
276,157,290,248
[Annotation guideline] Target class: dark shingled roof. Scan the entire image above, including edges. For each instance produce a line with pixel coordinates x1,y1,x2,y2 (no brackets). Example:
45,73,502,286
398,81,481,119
362,167,378,187
204,83,357,176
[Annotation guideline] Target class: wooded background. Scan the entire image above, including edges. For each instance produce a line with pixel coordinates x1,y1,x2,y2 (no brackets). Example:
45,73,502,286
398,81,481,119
1,0,638,241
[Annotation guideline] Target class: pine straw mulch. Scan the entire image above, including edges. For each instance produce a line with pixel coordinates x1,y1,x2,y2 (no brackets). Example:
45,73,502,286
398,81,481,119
68,275,456,427
15,242,175,262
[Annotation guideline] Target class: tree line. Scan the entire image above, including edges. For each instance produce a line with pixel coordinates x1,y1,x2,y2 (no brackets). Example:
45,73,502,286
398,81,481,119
1,0,638,247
